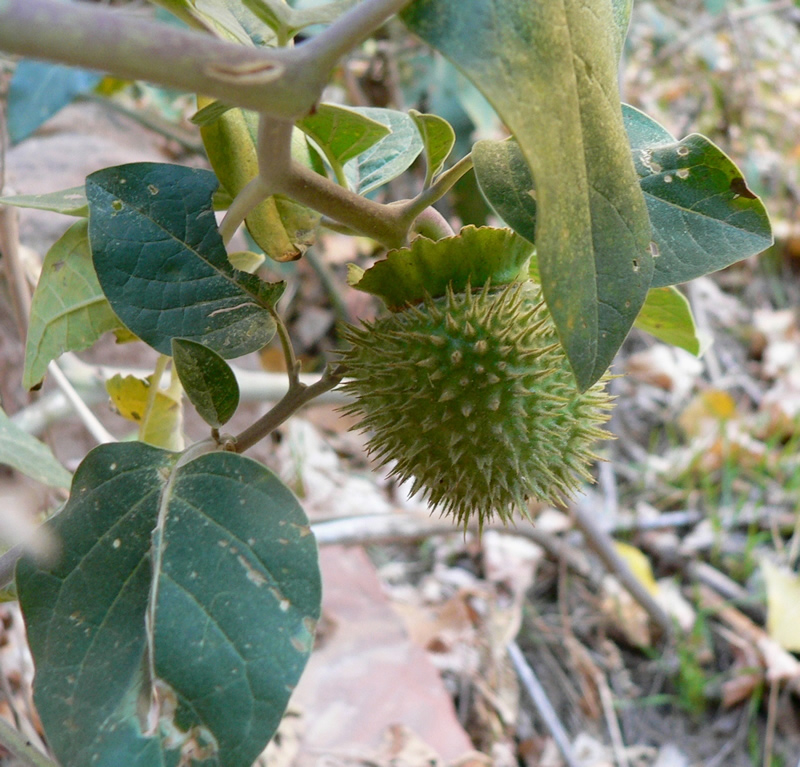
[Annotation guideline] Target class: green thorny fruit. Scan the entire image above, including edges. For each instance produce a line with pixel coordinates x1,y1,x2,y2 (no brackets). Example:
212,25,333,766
339,281,614,529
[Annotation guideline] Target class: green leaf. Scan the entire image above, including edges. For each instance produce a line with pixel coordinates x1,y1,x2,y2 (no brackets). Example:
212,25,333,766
148,0,276,45
23,221,121,390
190,99,234,127
228,250,266,273
634,287,704,356
241,0,358,41
403,0,653,391
409,109,456,187
0,407,71,488
17,442,320,767
199,100,321,261
623,105,773,288
343,108,425,195
475,106,773,291
8,60,102,144
87,163,283,358
297,104,391,176
349,225,533,310
172,339,240,428
0,185,88,217
473,138,538,245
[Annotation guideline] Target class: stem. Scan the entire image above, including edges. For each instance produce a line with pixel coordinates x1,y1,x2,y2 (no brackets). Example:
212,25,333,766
507,642,581,767
398,153,474,224
47,362,116,445
0,0,412,119
219,176,273,246
269,308,301,386
233,365,345,453
256,114,296,181
280,162,408,248
298,0,414,73
0,0,299,115
571,501,675,641
0,716,59,767
0,206,30,337
139,356,169,443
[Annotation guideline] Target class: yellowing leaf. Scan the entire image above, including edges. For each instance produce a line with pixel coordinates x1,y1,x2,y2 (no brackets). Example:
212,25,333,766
106,373,184,451
762,559,800,652
614,541,658,596
228,250,266,274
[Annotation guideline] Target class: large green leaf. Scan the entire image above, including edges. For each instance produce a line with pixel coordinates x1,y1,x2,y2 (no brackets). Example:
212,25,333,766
348,226,533,310
634,287,704,355
297,104,391,181
23,221,121,390
171,339,240,428
623,105,772,288
476,108,773,290
0,185,88,217
17,442,320,767
87,163,283,358
403,0,653,391
0,406,71,488
343,108,425,195
199,101,321,262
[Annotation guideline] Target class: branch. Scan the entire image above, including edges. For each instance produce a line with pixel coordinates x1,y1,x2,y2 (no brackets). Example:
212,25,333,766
0,0,413,119
233,365,345,453
571,500,675,641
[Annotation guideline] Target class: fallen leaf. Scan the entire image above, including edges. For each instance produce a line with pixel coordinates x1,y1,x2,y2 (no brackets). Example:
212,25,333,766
762,558,800,652
614,541,659,596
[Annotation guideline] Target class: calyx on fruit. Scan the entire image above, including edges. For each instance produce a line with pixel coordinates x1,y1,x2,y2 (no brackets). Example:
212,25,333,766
340,227,613,528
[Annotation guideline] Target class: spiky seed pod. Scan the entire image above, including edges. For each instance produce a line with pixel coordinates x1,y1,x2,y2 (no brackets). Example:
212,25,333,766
339,280,613,528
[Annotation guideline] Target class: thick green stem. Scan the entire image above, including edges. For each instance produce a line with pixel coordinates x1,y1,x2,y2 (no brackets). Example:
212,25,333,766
281,162,409,248
0,0,412,119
